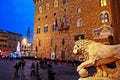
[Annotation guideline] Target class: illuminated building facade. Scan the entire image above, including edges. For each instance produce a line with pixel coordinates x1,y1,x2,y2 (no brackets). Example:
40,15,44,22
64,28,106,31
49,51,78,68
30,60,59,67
0,30,8,55
7,31,22,52
0,30,22,55
33,0,120,60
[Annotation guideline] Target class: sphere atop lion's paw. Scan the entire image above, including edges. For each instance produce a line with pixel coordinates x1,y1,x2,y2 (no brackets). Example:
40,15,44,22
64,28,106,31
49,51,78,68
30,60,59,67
79,68,88,78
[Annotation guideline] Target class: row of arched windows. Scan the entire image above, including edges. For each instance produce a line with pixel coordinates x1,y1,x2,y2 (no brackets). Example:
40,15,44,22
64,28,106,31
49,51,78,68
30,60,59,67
38,0,66,13
37,11,109,34
36,22,58,34
36,0,106,7
38,0,107,13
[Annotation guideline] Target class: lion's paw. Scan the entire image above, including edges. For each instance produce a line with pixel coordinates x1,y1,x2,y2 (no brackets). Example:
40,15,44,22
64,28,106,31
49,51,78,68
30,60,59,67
77,66,82,72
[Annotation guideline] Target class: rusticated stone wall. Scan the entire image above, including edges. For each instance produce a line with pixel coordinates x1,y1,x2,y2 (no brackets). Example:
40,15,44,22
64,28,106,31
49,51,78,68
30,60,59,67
33,0,113,59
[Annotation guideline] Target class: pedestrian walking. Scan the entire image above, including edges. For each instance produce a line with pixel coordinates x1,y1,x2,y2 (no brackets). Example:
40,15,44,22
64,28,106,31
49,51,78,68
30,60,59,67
30,63,35,76
48,67,55,80
18,61,22,70
13,63,19,77
21,59,25,70
36,62,39,75
47,61,52,70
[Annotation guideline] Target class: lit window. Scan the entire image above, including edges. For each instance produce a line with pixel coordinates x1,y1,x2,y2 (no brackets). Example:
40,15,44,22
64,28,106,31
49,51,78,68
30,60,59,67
44,25,48,32
100,11,109,23
37,27,40,34
52,18,58,31
101,0,107,7
54,0,58,7
77,8,81,13
52,22,58,31
104,12,109,22
46,3,49,11
77,19,82,27
100,14,104,23
39,6,42,13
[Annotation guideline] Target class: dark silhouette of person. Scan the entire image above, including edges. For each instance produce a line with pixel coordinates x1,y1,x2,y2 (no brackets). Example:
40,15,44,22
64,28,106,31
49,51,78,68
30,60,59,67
21,59,25,70
13,63,19,77
36,62,39,75
30,63,35,76
48,67,55,80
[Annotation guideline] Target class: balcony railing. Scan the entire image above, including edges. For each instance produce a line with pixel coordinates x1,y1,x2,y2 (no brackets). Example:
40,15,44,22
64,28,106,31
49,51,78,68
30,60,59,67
58,25,69,31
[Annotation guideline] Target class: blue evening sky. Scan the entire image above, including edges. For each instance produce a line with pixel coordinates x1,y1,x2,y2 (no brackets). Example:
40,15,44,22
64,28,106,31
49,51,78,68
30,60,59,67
0,0,35,42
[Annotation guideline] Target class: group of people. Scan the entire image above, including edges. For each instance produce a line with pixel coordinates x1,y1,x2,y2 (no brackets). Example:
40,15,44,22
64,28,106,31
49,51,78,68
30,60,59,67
30,62,42,80
13,58,56,80
30,59,56,80
13,59,25,77
39,58,47,69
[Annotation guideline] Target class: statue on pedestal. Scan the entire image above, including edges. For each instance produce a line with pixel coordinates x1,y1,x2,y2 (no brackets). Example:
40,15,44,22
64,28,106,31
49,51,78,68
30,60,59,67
16,41,22,57
73,39,120,80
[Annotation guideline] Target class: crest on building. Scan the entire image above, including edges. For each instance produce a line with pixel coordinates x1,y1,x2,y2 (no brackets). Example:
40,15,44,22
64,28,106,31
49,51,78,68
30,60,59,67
93,24,113,39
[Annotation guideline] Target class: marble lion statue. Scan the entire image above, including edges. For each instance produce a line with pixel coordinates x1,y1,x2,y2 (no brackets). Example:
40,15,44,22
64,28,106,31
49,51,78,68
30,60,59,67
73,39,120,73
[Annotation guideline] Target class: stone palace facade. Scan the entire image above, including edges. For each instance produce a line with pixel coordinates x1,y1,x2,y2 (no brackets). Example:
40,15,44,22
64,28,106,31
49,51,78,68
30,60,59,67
32,0,120,60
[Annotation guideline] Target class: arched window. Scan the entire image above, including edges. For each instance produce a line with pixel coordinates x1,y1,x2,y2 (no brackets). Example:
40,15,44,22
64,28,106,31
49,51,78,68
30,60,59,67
46,3,49,11
52,22,58,31
77,7,81,13
104,12,109,22
100,0,107,7
77,18,82,27
44,25,48,32
39,6,42,13
100,13,104,23
99,11,109,23
54,0,58,7
37,26,40,34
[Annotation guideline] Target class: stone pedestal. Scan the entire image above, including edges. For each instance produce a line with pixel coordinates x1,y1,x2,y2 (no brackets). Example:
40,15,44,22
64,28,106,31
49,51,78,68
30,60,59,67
78,58,120,80
79,77,116,80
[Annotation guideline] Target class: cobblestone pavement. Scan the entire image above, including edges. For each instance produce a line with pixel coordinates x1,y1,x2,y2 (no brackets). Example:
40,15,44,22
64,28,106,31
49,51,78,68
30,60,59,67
0,59,79,80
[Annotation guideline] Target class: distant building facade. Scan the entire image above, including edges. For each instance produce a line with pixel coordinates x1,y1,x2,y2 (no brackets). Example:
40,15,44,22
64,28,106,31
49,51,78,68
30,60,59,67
0,30,8,54
7,31,22,52
0,30,22,55
33,0,120,60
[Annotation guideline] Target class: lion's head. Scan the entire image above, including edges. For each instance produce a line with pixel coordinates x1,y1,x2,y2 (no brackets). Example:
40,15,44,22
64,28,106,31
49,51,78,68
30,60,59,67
73,44,80,54
73,39,93,55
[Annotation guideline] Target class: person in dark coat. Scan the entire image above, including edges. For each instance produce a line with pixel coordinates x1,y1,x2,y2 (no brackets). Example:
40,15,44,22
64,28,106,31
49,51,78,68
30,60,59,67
21,59,25,70
30,63,35,76
48,67,55,80
36,62,39,75
13,63,19,77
